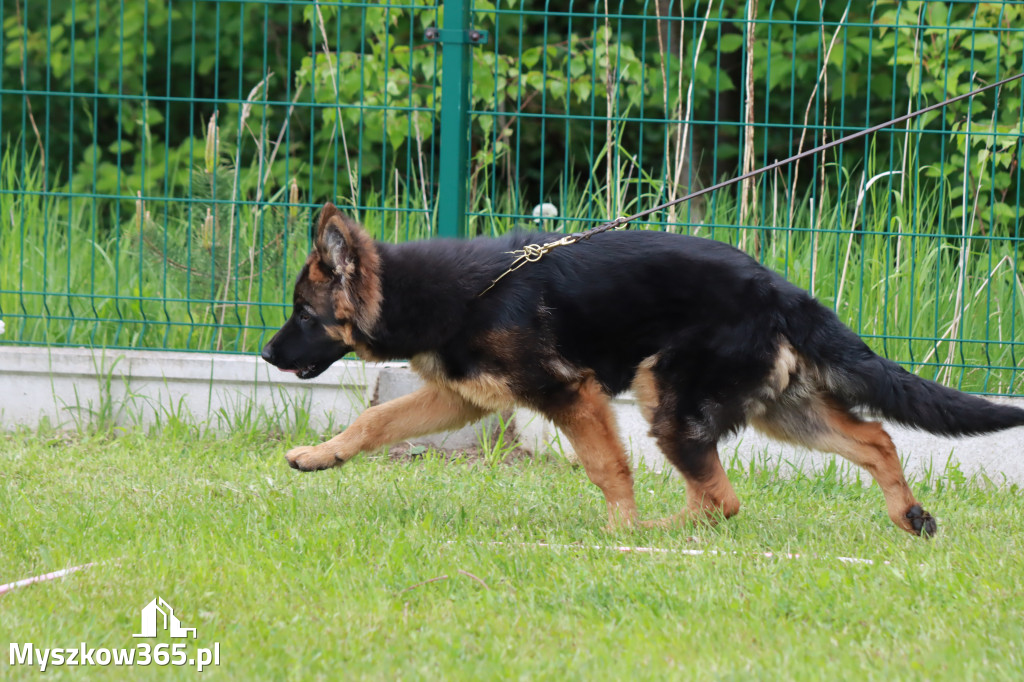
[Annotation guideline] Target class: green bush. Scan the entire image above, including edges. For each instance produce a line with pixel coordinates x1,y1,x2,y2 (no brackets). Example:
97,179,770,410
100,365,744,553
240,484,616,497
2,1,1021,231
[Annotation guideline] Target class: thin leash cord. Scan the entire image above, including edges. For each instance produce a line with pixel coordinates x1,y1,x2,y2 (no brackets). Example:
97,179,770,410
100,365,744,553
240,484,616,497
480,71,1024,297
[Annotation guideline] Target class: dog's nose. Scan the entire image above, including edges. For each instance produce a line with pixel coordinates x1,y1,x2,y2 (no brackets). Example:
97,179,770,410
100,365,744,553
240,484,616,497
260,344,275,364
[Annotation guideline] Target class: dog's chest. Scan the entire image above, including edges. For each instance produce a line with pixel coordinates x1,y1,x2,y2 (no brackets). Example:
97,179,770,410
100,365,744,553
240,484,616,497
409,352,517,411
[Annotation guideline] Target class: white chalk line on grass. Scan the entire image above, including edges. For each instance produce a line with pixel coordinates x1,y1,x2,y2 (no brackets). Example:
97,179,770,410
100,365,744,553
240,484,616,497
0,542,887,597
454,541,890,566
0,562,98,596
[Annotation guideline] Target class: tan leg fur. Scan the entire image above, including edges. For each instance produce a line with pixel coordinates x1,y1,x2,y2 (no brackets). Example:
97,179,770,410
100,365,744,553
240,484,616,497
286,384,486,470
548,376,638,529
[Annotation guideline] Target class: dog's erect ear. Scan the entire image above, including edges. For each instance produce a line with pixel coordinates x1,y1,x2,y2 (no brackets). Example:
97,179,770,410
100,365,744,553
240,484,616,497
316,203,362,278
312,203,384,331
317,202,341,233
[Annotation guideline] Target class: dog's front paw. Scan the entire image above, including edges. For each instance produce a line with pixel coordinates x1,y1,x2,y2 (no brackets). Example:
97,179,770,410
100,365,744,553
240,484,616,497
602,500,639,532
285,446,339,471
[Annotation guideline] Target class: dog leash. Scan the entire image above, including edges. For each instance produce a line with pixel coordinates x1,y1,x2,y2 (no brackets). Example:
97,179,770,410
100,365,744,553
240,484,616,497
480,71,1024,297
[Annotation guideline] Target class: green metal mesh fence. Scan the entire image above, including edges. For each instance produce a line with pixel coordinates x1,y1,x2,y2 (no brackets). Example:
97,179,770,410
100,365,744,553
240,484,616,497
1,1,1022,395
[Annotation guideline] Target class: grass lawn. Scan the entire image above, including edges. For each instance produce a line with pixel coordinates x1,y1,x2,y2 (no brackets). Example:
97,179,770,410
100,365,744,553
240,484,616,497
2,425,1023,680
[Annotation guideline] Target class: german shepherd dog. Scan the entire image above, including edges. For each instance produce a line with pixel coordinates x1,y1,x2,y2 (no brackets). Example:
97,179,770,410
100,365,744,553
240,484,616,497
262,203,1024,536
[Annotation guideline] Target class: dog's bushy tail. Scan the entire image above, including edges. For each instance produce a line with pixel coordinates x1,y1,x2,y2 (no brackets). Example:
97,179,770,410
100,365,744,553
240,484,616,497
837,352,1024,436
787,302,1024,436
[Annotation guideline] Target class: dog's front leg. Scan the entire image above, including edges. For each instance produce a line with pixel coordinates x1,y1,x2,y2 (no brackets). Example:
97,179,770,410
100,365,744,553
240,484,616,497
286,384,487,471
546,377,638,529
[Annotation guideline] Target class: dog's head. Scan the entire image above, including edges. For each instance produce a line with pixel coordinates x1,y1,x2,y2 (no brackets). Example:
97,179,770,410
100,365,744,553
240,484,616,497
260,203,383,379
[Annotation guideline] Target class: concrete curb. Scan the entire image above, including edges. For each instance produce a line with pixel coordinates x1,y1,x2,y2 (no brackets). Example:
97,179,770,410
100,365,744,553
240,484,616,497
2,346,1022,481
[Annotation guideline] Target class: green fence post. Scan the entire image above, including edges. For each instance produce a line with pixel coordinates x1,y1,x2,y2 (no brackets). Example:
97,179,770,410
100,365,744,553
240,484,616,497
435,0,472,238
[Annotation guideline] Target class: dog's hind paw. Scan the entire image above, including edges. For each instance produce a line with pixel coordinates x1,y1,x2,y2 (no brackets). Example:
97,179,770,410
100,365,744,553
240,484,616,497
905,504,937,538
285,446,339,471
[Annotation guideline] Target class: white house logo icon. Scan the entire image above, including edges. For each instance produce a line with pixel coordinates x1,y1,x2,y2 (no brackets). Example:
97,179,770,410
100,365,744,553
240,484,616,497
132,597,197,639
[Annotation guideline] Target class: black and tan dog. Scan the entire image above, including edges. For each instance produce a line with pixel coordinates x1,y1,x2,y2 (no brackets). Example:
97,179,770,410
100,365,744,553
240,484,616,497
262,203,1024,536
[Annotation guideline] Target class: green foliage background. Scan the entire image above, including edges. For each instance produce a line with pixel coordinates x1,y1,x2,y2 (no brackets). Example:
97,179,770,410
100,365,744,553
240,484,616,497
4,0,1021,226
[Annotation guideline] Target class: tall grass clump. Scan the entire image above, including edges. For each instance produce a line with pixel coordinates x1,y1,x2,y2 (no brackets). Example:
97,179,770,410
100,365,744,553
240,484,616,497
0,140,429,355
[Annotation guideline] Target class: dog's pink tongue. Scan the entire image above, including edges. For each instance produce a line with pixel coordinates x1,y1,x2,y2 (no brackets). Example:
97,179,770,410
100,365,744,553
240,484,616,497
279,368,300,374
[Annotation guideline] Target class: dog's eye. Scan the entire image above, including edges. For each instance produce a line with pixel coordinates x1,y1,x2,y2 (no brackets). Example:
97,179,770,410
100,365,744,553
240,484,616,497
298,310,312,323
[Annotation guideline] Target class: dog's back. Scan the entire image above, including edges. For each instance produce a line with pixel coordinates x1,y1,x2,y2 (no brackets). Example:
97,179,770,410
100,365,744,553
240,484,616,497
477,229,1023,437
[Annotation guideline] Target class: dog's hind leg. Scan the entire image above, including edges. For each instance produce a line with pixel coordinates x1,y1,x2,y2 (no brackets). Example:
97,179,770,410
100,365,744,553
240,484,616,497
545,376,638,530
753,397,936,537
631,357,740,528
825,409,935,536
286,384,487,471
643,437,740,529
